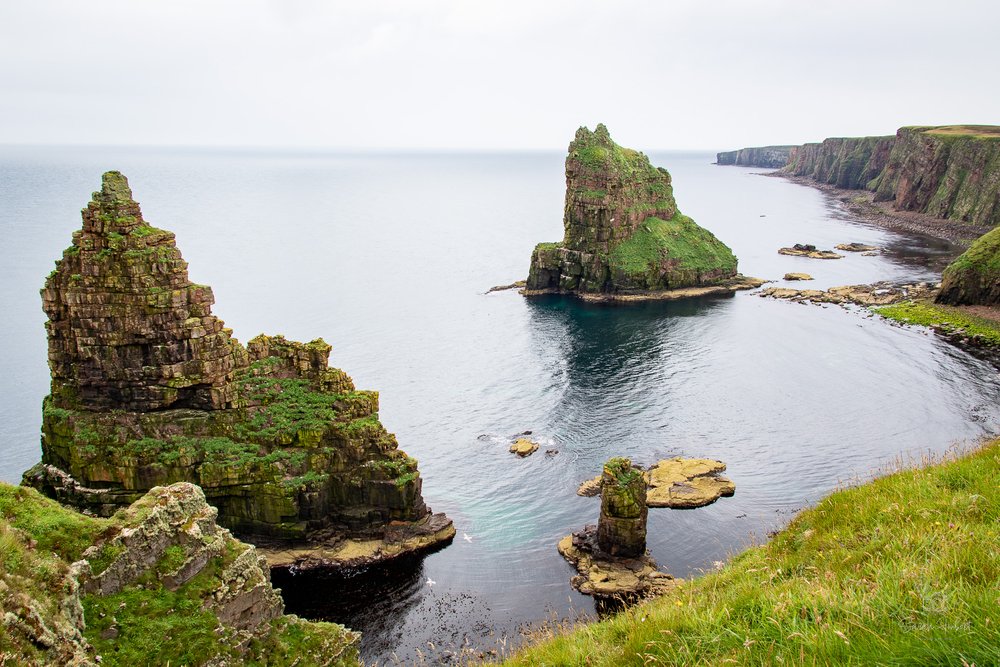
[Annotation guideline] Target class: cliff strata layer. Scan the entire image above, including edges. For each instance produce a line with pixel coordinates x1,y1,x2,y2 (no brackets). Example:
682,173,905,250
728,126,1000,231
716,145,794,168
525,125,756,299
24,172,452,565
0,482,359,666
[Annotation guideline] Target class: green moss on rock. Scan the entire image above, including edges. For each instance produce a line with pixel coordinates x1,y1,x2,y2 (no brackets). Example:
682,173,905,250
525,125,740,296
936,225,1000,305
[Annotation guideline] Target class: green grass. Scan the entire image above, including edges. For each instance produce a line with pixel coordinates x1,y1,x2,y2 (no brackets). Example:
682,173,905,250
943,225,1000,279
919,125,1000,140
0,484,107,561
874,300,1000,347
608,211,737,277
503,439,1000,666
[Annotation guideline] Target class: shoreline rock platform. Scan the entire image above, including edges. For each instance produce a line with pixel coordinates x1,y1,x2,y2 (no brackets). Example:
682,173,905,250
778,244,843,259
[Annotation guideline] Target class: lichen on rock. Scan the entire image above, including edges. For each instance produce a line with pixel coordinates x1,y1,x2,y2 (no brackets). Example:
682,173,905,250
524,125,755,299
25,171,452,566
645,458,735,509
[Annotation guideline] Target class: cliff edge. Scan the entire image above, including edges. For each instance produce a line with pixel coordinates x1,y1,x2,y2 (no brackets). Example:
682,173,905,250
716,146,794,168
24,172,453,566
525,125,757,300
0,482,359,666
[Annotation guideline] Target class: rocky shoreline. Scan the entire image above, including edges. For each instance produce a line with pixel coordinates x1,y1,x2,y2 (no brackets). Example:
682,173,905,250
769,173,993,246
521,275,765,302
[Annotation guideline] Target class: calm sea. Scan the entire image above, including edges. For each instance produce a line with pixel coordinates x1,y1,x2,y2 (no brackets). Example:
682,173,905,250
1,146,998,664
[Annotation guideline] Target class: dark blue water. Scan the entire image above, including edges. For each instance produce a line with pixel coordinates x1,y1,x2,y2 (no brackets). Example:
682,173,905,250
1,146,998,664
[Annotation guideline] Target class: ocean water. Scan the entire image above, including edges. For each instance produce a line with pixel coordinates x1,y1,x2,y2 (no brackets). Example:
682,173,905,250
1,146,998,664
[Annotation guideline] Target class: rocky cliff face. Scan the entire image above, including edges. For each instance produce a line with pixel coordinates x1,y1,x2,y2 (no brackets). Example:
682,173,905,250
526,125,742,296
874,126,1000,227
774,126,1000,228
0,482,359,666
936,225,1000,306
25,172,452,556
716,146,793,168
784,136,895,190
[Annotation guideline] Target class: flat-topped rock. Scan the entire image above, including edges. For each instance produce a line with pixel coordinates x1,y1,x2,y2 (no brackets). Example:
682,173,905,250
509,437,540,457
760,282,938,307
646,458,736,509
778,244,843,259
836,242,879,252
784,273,814,281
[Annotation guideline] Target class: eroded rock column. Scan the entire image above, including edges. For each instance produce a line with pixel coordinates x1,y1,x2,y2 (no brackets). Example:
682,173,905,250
597,457,647,557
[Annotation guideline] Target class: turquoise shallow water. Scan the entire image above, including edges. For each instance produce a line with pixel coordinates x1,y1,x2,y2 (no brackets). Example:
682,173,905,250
1,146,998,663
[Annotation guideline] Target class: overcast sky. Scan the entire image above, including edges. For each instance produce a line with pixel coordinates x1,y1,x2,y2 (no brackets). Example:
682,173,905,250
2,0,998,151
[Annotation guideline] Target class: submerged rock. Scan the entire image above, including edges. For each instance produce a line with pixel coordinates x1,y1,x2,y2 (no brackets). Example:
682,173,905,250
645,458,735,509
778,244,843,259
26,171,452,566
524,125,759,300
835,242,879,252
936,225,1000,306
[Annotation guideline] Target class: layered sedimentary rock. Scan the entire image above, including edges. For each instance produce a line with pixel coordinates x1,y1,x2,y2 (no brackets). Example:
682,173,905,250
0,482,358,666
784,136,895,190
874,126,1000,227
716,146,794,168
25,172,452,559
771,126,1000,228
525,125,751,298
596,458,647,558
936,225,1000,305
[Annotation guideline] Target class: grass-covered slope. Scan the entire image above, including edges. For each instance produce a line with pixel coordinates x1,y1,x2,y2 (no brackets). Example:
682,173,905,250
0,483,359,666
502,439,1000,666
937,225,1000,306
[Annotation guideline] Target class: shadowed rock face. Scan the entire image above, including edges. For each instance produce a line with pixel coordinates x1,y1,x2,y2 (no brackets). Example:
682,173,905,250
597,458,647,558
27,172,451,556
525,125,740,296
937,225,1000,306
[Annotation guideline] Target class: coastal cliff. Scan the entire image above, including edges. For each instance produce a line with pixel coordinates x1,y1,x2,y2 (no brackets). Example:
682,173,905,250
0,482,358,666
526,125,757,299
24,172,453,563
784,136,895,190
733,125,1000,229
716,146,793,168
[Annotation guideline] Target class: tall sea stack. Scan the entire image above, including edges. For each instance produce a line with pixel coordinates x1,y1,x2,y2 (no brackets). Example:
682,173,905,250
525,125,756,299
26,172,453,560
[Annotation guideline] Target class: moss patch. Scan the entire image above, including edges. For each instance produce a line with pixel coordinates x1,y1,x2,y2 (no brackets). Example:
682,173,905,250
609,211,737,278
874,300,1000,347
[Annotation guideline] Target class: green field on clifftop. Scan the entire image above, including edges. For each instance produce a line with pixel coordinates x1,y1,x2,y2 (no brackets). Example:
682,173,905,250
502,439,1000,666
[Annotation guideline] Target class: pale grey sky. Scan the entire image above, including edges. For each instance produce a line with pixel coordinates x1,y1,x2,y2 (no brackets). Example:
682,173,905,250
2,0,997,150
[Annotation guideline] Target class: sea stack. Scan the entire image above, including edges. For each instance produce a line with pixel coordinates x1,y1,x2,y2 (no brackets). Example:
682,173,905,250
597,458,648,558
26,172,454,566
524,124,759,300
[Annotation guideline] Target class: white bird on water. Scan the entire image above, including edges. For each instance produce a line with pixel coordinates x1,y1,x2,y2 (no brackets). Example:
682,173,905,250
462,532,472,543
426,577,436,587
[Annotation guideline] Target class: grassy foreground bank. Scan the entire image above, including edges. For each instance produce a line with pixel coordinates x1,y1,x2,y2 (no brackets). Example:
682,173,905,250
501,439,1000,666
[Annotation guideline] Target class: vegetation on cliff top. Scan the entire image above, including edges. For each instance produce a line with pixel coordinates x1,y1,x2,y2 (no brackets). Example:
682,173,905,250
608,212,737,279
570,123,662,181
919,125,1000,140
502,438,1000,666
936,225,1000,306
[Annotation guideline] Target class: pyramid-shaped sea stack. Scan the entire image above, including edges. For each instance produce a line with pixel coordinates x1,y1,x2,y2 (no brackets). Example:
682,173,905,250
525,125,761,300
26,172,453,567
